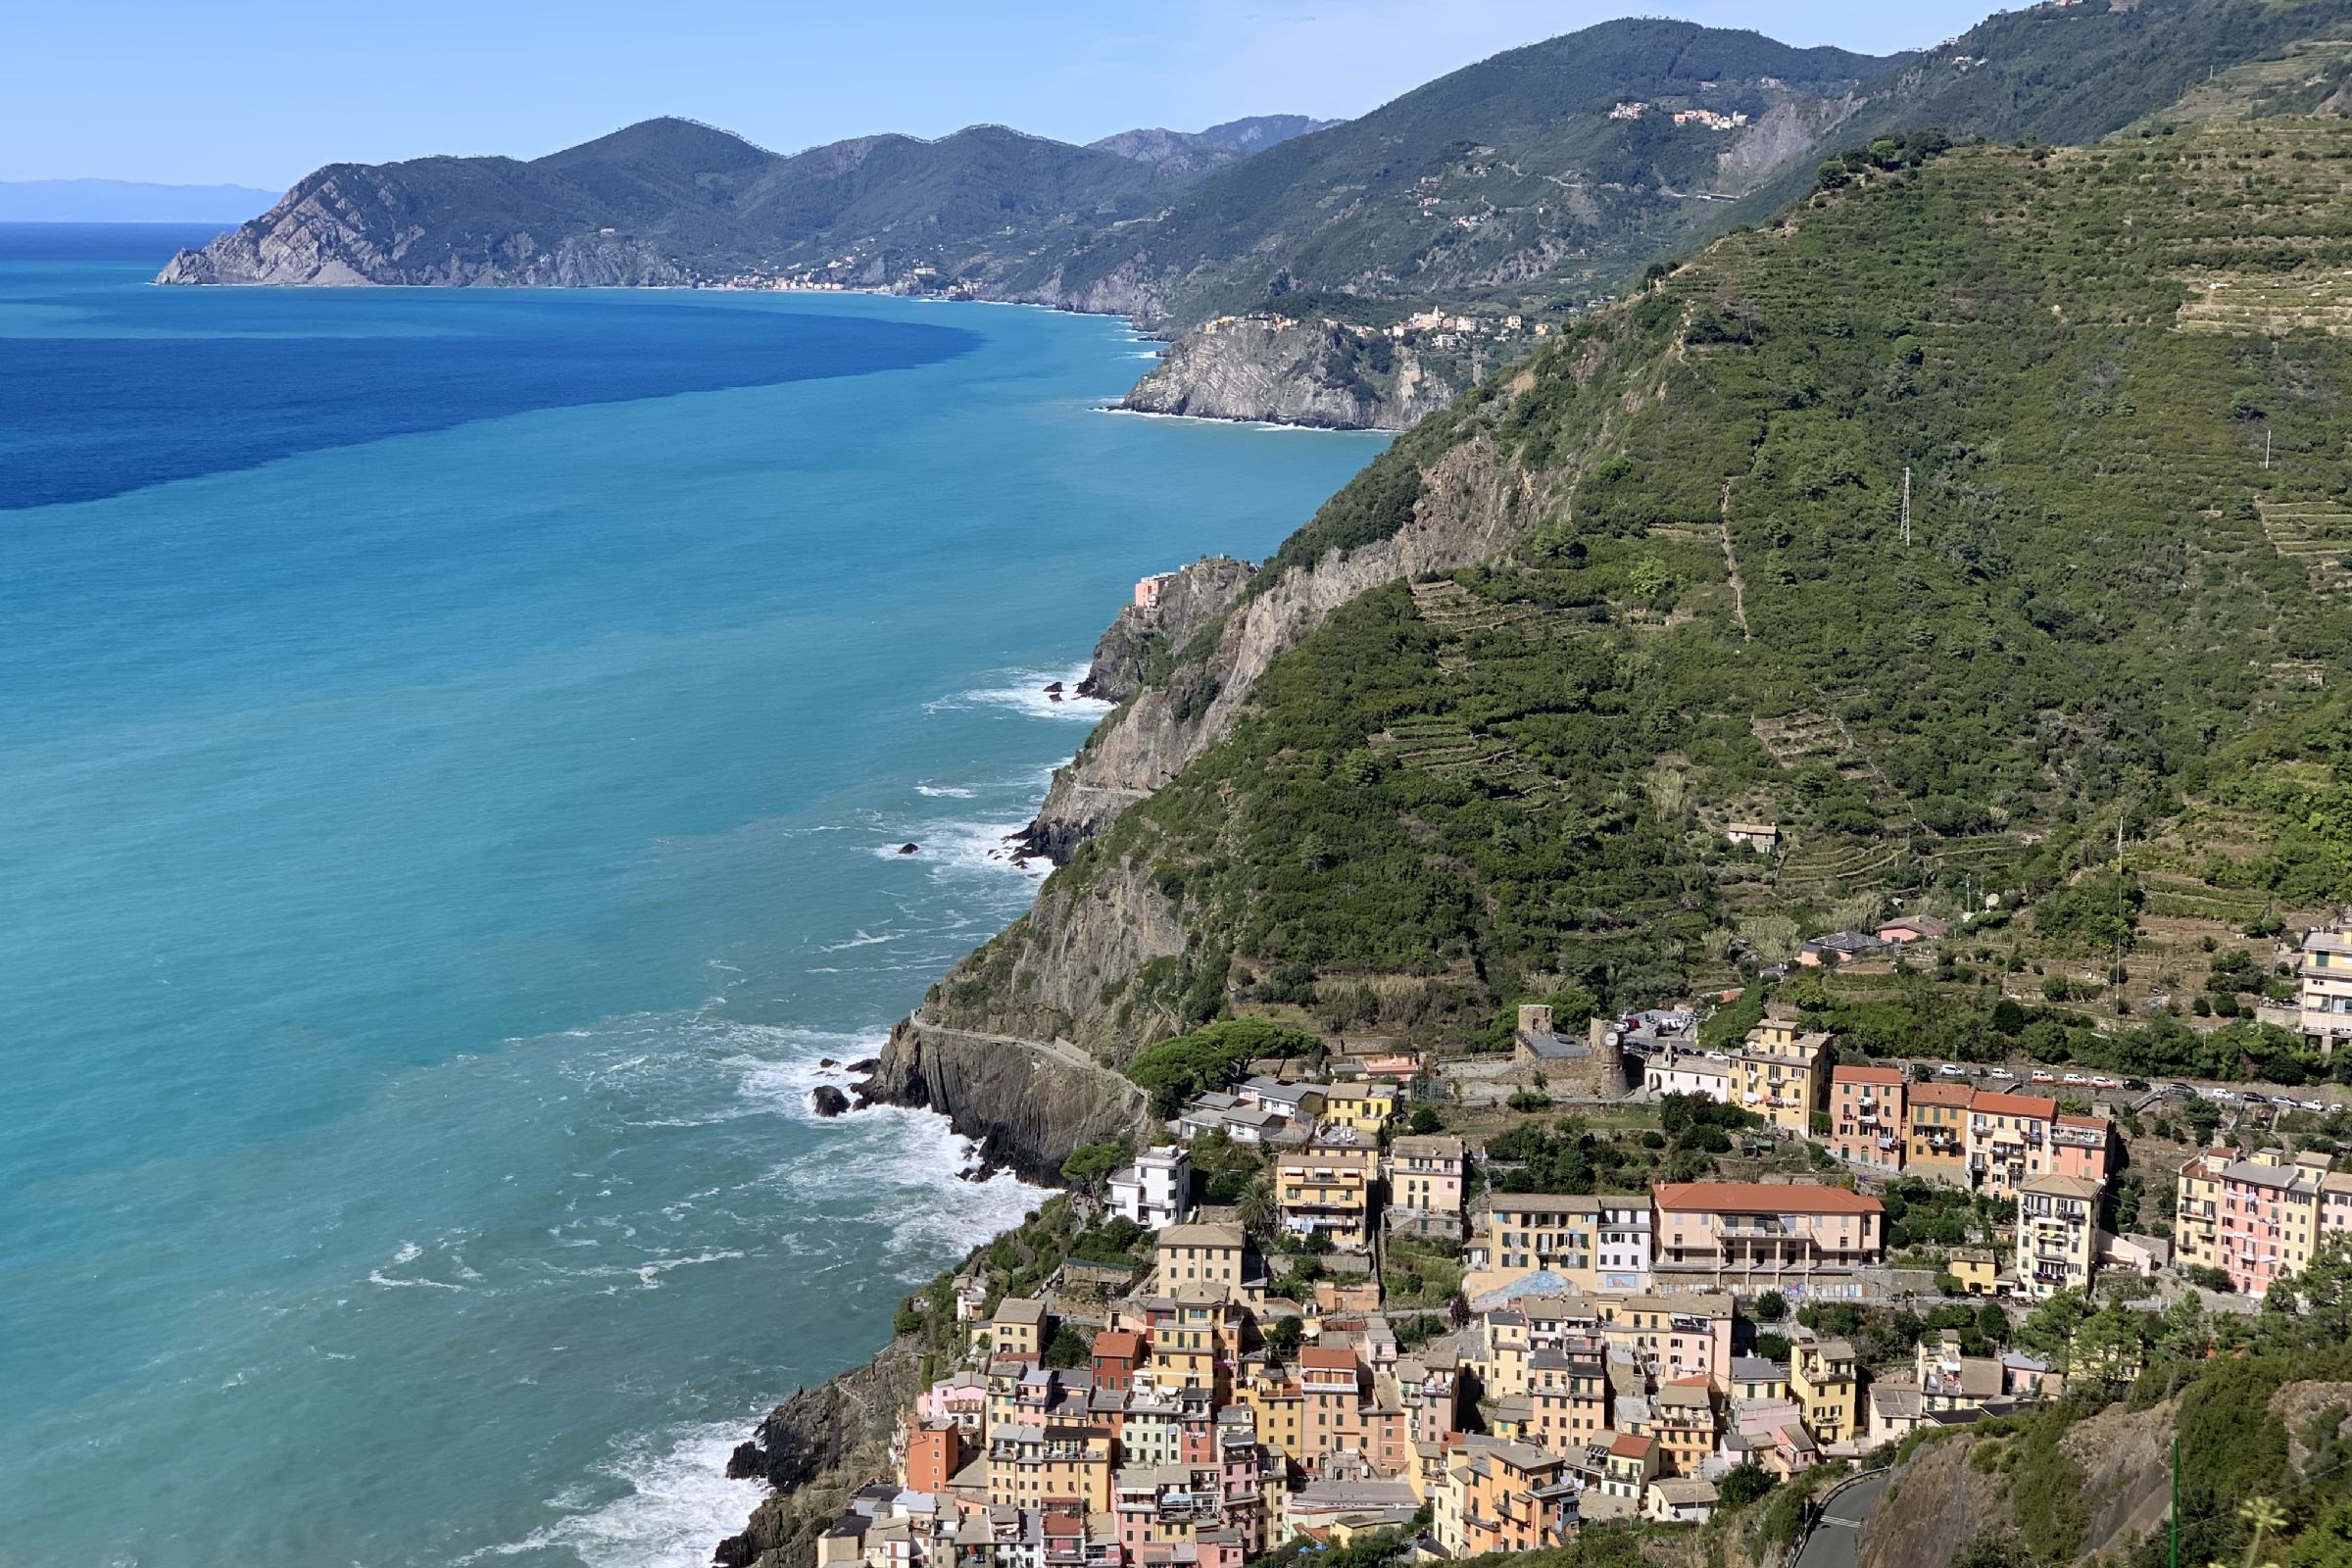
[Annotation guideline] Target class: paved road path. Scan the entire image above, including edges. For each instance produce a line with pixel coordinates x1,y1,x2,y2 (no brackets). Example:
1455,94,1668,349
1794,1475,1888,1568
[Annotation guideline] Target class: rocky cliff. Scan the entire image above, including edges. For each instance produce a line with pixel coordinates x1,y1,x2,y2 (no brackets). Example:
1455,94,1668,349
1121,318,1459,431
1023,428,1543,874
1074,557,1257,708
862,1014,1155,1181
156,171,694,287
717,1334,930,1568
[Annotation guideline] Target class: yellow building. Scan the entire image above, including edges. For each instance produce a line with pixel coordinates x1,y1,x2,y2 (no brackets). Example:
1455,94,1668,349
1790,1338,1859,1446
1462,1193,1599,1299
1319,1080,1396,1138
1906,1082,1973,1184
2016,1175,2102,1299
1145,1286,1239,1397
1731,1006,1833,1133
1948,1248,2000,1296
1276,1143,1375,1250
1433,1437,1572,1558
1237,1363,1305,1462
1652,1378,1717,1477
1155,1221,1251,1298
990,1297,1048,1359
986,1421,1114,1510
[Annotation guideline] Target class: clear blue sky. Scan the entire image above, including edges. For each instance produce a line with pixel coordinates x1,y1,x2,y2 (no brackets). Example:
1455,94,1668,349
4,0,1999,189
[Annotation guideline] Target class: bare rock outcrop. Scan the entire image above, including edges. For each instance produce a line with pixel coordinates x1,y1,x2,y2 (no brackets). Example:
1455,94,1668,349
716,1334,929,1568
863,1013,1155,1181
157,172,692,288
1122,318,1458,431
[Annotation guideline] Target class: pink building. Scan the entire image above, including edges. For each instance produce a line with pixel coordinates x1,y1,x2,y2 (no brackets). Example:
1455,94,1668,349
1828,1066,1906,1173
2048,1113,2117,1186
1384,1135,1465,1219
917,1370,989,1434
2176,1147,2342,1297
1134,572,1177,610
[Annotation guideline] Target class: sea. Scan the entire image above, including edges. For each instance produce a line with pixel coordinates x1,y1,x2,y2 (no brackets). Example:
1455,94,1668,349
0,223,1385,1568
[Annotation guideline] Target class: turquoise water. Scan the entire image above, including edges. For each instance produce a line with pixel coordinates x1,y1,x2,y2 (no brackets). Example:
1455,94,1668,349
0,224,1386,1568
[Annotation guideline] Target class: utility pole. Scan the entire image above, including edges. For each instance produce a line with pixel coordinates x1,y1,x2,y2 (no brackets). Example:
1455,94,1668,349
2266,427,2274,469
2170,1435,2180,1568
1901,466,1913,546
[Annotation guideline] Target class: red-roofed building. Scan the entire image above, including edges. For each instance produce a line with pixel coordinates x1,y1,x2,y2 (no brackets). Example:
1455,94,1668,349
1093,1330,1146,1394
1651,1182,1883,1279
1829,1066,1906,1173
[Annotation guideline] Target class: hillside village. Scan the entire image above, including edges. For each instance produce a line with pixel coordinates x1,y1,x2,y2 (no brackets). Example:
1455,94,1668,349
791,916,2352,1568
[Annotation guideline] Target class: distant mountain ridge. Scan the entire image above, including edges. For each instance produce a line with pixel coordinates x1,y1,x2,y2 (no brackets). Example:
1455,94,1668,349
157,117,1225,288
1088,115,1341,174
1,179,278,223
157,0,2352,426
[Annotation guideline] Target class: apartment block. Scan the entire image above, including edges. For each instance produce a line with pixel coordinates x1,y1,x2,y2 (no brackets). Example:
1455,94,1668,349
2297,927,2352,1056
1731,1006,1833,1134
2016,1175,2102,1299
1828,1065,1906,1172
2174,1147,2341,1297
1274,1143,1375,1250
1383,1134,1466,1241
1905,1082,1972,1183
1651,1182,1884,1280
1109,1147,1193,1231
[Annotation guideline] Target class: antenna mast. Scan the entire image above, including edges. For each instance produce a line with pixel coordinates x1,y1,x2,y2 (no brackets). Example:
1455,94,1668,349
1901,466,1913,546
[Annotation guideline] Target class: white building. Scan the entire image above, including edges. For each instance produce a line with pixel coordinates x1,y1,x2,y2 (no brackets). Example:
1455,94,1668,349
1643,1052,1733,1104
1109,1146,1193,1230
1592,1199,1652,1293
2297,927,2352,1056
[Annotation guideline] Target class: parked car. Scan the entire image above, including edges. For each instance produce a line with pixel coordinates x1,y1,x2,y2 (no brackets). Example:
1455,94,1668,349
2031,1069,2057,1083
2088,1075,2121,1089
2124,1079,2150,1091
2208,1088,2238,1101
2062,1072,2086,1084
2275,1095,2302,1108
1937,1063,1967,1077
2304,1100,2328,1112
1985,1066,2017,1079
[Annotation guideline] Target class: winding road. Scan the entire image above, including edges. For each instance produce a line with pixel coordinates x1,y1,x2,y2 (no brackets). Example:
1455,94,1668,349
1794,1474,1889,1568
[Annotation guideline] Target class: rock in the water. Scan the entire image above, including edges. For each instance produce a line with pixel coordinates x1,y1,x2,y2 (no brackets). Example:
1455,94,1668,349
1043,681,1063,694
818,1057,838,1068
897,842,919,856
809,1086,853,1117
847,1056,879,1074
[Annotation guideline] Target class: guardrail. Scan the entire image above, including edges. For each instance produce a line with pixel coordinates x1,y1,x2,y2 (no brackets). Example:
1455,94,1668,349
1788,1465,1891,1565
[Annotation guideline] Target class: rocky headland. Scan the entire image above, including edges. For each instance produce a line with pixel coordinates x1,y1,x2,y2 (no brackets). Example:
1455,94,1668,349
1120,318,1459,432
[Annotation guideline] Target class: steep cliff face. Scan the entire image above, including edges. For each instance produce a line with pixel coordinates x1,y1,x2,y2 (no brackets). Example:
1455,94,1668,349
918,846,1198,1062
1121,319,1459,431
717,1335,929,1568
865,1013,1156,1180
1075,557,1258,707
1026,430,1538,866
156,170,694,287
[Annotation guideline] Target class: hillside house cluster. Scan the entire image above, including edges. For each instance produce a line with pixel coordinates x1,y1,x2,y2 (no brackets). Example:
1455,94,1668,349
837,1173,2027,1568
1640,1006,2120,1298
2173,1145,2352,1296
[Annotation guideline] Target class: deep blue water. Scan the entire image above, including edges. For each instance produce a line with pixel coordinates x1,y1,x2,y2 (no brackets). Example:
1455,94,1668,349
0,223,1385,1567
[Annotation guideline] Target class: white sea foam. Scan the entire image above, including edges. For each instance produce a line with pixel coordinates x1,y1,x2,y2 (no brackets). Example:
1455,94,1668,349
914,783,977,798
927,664,1111,723
463,1417,760,1568
871,819,1053,881
818,929,897,953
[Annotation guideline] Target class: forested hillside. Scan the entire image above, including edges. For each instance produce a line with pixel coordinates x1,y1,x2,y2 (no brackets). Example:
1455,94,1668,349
932,117,2352,1082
